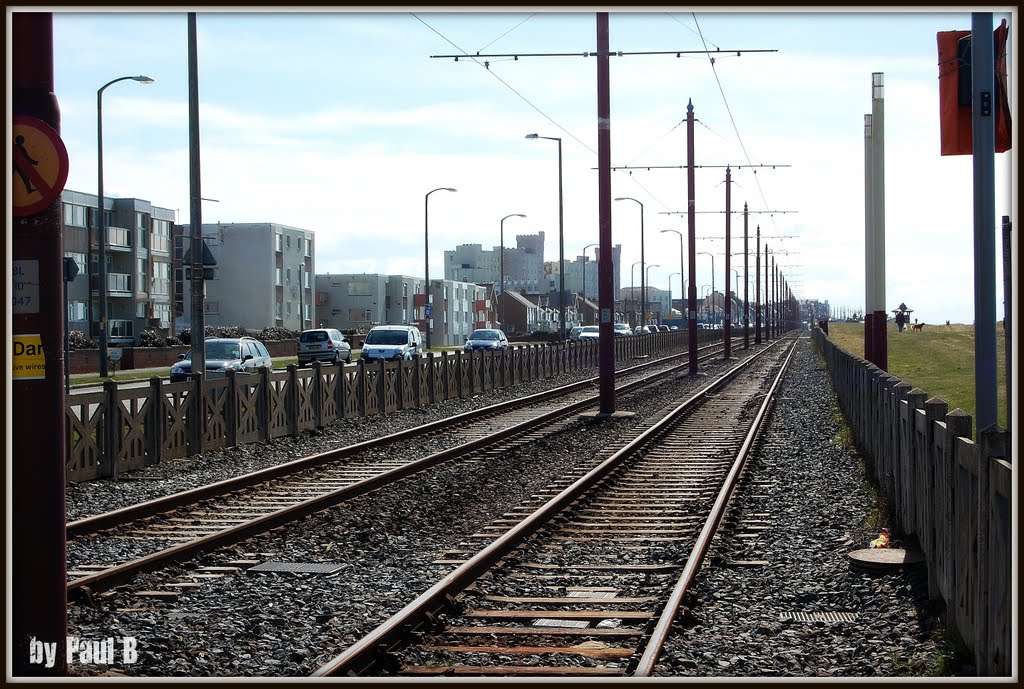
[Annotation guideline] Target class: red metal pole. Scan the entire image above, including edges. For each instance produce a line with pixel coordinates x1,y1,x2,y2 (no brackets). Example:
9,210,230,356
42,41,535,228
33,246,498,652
743,203,749,349
723,167,731,358
754,225,761,344
596,12,615,413
686,101,698,374
12,11,67,676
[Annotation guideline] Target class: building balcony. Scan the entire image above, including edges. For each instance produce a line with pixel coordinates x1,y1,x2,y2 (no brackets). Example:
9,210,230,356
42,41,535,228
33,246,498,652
91,272,133,297
94,225,133,251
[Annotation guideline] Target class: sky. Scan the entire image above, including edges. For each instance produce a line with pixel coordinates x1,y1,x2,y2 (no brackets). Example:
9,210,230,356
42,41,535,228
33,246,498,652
22,7,1018,325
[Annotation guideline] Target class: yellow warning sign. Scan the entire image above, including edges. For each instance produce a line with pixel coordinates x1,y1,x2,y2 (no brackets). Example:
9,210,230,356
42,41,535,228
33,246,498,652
13,334,46,380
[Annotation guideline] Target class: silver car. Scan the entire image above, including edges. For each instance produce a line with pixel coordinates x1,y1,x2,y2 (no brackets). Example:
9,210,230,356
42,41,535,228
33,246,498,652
297,328,352,367
170,337,272,382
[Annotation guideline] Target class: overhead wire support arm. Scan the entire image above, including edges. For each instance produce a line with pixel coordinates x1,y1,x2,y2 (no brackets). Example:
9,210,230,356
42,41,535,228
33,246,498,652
431,48,777,60
605,163,792,171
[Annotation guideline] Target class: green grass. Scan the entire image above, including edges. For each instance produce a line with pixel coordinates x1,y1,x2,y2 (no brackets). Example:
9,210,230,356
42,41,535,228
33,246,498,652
827,321,1008,433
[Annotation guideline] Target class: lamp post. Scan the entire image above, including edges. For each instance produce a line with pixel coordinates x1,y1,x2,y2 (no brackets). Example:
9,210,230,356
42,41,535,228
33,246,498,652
526,133,566,339
499,213,526,328
669,272,681,323
97,74,154,378
424,186,457,351
646,264,660,323
616,197,645,324
731,268,742,331
697,251,715,325
701,284,710,321
660,229,684,325
581,242,598,301
630,261,641,326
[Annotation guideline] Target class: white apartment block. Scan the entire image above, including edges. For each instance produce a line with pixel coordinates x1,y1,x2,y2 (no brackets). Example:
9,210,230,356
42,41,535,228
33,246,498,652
175,222,314,333
313,274,425,332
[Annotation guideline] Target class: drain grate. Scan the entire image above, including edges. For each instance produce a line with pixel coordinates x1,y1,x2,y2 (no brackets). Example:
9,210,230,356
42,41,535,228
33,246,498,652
533,589,618,628
780,611,858,623
248,561,343,574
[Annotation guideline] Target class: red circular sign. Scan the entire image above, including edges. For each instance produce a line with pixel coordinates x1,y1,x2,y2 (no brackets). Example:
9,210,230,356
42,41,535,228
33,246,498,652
12,115,70,217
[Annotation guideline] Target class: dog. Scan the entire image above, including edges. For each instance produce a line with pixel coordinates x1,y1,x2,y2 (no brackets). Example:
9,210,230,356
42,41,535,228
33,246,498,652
911,322,924,332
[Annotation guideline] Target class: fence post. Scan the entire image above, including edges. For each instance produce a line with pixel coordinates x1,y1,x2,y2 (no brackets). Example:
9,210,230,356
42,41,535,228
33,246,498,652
426,352,436,404
286,364,298,437
148,377,164,466
903,388,927,535
191,372,205,455
312,361,324,426
101,380,119,479
258,366,271,441
356,358,366,417
942,409,972,630
923,396,948,600
976,427,1008,675
225,369,238,448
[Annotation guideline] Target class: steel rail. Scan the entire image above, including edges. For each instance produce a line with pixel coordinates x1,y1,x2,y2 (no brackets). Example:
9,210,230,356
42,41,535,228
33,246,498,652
66,339,739,600
311,338,788,677
631,336,798,676
68,337,736,538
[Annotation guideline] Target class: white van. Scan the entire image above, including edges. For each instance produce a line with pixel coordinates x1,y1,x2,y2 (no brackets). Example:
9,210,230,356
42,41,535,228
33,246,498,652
360,325,424,362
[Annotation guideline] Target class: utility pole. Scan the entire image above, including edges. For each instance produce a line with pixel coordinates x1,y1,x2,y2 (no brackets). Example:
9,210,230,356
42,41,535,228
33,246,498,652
188,13,206,386
743,203,749,349
755,226,761,344
596,12,616,414
686,100,698,375
723,166,732,358
12,11,68,675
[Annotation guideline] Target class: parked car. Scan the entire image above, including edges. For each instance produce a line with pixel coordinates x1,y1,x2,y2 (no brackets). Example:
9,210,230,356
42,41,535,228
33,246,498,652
360,325,423,362
578,325,600,341
658,324,670,332
613,322,633,337
297,328,351,367
568,325,584,341
464,328,509,351
169,336,272,382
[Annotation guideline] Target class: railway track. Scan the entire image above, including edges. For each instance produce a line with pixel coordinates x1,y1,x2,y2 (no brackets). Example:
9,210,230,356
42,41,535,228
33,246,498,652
312,337,796,677
66,338,742,600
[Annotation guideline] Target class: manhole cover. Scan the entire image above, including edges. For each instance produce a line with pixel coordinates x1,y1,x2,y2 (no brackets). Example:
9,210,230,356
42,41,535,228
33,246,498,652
848,548,925,572
248,561,343,574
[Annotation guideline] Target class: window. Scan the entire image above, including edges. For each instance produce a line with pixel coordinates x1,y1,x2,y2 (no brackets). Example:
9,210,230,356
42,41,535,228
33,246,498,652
205,301,220,315
137,217,148,250
304,238,311,257
297,238,303,255
286,302,292,316
69,301,87,321
275,302,283,319
286,235,291,249
136,258,148,294
151,219,171,253
275,234,282,252
275,268,283,286
138,301,147,318
348,282,371,296
304,304,310,320
153,303,171,327
286,267,291,283
151,262,170,296
62,203,88,227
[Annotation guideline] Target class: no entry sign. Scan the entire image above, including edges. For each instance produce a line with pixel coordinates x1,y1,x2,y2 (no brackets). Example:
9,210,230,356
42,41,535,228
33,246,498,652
12,115,69,217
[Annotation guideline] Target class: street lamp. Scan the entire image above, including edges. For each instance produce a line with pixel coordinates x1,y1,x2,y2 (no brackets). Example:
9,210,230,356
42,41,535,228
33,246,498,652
526,133,566,339
660,229,684,323
669,272,681,322
97,74,154,378
424,186,456,351
646,264,660,324
616,197,645,325
630,261,641,326
581,242,598,301
697,251,715,325
499,212,526,328
701,284,710,321
731,268,742,328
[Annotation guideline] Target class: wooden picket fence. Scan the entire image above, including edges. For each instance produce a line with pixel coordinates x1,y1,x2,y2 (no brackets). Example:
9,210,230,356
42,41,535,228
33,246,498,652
65,329,716,483
812,327,1011,676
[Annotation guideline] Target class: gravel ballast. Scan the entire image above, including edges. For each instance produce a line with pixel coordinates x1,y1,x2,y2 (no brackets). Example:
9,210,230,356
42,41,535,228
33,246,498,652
65,337,966,677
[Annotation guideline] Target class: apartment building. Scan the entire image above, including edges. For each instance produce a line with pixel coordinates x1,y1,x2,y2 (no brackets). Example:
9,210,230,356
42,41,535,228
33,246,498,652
313,274,495,347
175,222,314,333
60,189,176,345
444,231,547,295
313,273,425,332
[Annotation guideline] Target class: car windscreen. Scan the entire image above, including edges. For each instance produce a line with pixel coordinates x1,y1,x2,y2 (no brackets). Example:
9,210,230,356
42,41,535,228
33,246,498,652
582,326,599,333
365,330,409,345
300,331,329,343
205,341,241,360
469,330,499,340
